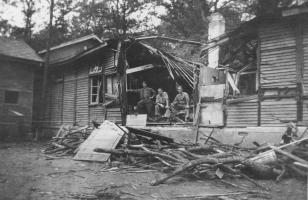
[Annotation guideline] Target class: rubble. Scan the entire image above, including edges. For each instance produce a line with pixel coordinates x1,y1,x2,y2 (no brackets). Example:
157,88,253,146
43,125,92,156
44,121,308,191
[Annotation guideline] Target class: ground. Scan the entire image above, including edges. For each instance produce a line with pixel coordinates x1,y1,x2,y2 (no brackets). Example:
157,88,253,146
0,141,306,200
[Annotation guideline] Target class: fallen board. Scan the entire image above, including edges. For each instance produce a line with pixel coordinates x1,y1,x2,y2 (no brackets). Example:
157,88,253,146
74,120,125,162
126,127,174,144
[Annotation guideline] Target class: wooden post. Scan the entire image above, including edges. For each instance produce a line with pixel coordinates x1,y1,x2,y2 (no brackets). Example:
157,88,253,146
295,18,304,122
38,0,54,139
101,60,106,103
73,66,78,125
257,35,262,126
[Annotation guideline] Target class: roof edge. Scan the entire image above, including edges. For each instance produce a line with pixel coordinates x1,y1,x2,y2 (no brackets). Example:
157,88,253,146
38,34,103,54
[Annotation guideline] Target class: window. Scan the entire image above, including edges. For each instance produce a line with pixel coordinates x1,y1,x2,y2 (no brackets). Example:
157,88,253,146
90,76,102,104
106,75,118,95
4,90,19,104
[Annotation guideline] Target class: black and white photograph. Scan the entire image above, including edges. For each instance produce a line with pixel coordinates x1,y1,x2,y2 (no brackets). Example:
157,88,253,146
0,0,307,199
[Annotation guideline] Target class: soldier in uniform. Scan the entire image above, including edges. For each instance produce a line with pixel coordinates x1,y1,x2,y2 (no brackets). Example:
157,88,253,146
129,81,156,116
171,85,190,121
155,88,169,117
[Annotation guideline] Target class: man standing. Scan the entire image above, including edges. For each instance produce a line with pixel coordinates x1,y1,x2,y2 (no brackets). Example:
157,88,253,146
155,88,169,117
131,81,156,116
171,85,190,120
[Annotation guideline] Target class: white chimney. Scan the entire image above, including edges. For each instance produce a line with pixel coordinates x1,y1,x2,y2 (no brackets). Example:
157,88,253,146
208,12,225,69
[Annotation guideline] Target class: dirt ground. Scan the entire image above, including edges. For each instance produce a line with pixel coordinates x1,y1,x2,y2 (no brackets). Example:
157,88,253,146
0,141,306,200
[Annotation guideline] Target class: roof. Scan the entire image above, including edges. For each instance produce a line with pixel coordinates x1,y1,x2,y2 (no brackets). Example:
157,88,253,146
0,37,43,63
39,34,102,54
281,0,308,8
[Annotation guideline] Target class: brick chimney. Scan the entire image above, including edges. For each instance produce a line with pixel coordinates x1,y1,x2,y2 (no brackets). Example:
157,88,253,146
208,12,225,69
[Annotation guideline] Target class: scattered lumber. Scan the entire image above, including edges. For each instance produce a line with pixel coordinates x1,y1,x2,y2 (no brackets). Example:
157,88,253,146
43,125,93,156
43,120,308,189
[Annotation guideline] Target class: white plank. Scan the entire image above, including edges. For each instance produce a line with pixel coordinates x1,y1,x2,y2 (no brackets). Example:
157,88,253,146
74,120,125,162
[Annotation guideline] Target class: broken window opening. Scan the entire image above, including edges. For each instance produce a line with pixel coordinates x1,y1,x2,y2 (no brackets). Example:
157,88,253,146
90,76,102,104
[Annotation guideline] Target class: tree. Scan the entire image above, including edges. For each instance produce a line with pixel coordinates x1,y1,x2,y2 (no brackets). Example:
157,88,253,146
22,0,36,41
70,0,156,39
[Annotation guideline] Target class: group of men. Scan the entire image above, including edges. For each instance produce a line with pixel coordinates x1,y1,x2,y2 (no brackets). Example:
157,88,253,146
128,81,190,120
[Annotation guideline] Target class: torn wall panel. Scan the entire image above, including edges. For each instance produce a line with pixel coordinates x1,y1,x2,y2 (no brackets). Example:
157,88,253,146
261,98,297,126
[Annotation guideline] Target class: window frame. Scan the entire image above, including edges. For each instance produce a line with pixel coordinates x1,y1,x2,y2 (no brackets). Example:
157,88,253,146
90,76,102,105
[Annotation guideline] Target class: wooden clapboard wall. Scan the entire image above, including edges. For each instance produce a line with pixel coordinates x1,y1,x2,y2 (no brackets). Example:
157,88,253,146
258,19,299,126
226,99,258,127
49,81,63,126
76,66,89,126
259,21,297,88
62,66,76,124
261,98,297,126
302,23,308,96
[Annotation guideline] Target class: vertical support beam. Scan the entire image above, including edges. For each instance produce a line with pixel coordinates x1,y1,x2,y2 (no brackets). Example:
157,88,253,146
101,60,106,103
73,67,78,125
296,18,304,122
257,35,262,126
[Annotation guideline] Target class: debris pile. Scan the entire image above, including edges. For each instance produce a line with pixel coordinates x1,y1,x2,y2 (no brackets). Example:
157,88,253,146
91,123,308,189
43,125,92,156
43,121,308,190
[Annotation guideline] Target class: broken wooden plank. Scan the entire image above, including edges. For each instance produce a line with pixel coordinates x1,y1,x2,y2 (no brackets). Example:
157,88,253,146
270,145,308,165
126,126,174,144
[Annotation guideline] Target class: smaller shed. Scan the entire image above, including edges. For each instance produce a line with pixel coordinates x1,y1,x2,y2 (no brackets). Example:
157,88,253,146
0,37,43,139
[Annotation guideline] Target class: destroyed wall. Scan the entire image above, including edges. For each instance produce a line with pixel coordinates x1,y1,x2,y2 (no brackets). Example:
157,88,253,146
225,15,308,127
37,49,119,134
0,60,35,136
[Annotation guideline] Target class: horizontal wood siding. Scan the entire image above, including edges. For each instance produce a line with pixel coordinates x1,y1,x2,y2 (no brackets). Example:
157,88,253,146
106,107,122,123
49,82,63,126
302,23,308,95
103,50,116,75
90,106,105,123
260,22,297,88
226,99,258,127
261,98,297,126
63,68,75,124
303,99,308,122
76,67,89,126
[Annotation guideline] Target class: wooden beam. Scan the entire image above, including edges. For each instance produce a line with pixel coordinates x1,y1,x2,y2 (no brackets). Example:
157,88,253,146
136,35,204,46
126,64,155,74
257,35,261,126
295,18,304,122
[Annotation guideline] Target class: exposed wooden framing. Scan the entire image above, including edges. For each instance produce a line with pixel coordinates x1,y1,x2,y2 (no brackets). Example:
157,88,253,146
257,35,262,126
126,64,155,74
295,17,304,122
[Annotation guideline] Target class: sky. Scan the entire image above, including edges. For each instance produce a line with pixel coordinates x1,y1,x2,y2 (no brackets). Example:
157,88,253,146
0,0,165,33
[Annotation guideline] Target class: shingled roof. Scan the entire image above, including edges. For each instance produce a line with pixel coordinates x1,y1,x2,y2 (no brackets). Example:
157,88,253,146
0,37,43,63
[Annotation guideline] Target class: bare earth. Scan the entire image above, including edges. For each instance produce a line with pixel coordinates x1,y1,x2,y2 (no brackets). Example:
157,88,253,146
0,142,306,200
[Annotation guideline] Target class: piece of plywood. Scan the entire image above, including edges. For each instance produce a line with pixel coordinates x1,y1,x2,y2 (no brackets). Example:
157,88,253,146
126,114,147,127
74,120,125,162
200,103,224,126
200,84,225,99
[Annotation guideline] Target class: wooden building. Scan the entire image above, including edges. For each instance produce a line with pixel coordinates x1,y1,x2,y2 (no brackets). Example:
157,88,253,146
36,35,200,134
0,37,43,138
208,3,308,127
37,3,308,137
35,35,119,133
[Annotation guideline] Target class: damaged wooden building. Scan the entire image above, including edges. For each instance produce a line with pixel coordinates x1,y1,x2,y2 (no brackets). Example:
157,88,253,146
35,2,308,144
